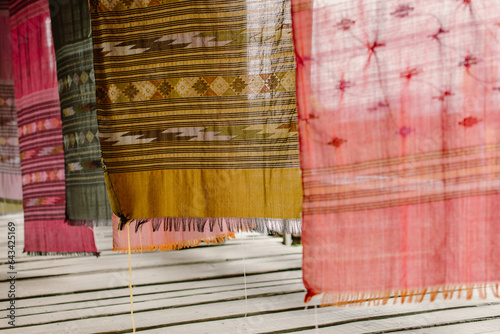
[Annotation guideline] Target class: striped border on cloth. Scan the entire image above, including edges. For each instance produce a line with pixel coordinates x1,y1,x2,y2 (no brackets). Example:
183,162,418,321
50,0,111,223
8,0,97,255
0,5,22,213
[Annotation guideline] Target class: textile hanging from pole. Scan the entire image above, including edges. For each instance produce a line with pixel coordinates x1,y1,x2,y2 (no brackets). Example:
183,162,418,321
293,0,500,305
90,0,302,252
51,0,111,223
0,1,22,214
8,0,98,255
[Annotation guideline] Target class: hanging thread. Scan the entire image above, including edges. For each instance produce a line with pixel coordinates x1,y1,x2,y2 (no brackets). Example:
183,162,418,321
241,231,248,317
127,223,136,333
132,228,143,270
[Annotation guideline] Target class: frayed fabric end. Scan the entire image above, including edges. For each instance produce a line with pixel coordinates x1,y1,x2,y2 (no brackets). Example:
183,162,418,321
121,216,302,235
304,289,320,303
313,283,500,307
113,232,236,253
24,250,100,257
66,219,95,227
112,215,301,253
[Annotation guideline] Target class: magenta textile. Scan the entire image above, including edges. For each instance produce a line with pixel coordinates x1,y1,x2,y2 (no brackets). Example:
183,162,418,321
293,0,500,304
0,2,22,206
8,0,97,254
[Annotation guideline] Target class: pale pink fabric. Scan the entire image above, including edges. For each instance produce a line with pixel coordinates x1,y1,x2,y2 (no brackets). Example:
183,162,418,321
112,214,233,252
293,0,500,302
0,174,22,200
0,5,22,202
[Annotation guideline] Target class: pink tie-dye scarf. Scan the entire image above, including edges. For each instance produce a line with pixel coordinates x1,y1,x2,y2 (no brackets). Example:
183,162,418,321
293,0,500,305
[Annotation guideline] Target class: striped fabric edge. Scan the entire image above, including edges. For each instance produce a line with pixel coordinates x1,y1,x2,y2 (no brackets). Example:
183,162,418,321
303,143,500,214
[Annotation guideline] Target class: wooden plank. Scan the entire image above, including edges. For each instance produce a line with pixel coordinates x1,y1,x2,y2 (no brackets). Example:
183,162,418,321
387,319,500,334
19,280,304,317
137,299,500,334
8,284,305,328
294,303,500,334
7,294,500,333
16,271,302,309
3,292,308,333
2,212,500,334
1,249,300,280
0,255,301,299
0,228,294,270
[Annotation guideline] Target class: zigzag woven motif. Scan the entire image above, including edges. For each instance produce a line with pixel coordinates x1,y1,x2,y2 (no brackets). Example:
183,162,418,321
91,1,299,172
90,0,302,247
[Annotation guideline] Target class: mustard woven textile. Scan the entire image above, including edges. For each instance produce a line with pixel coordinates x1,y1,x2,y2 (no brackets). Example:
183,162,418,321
90,0,302,250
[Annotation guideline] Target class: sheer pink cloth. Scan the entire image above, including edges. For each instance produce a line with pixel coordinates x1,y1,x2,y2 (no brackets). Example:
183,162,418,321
112,214,234,252
293,0,500,304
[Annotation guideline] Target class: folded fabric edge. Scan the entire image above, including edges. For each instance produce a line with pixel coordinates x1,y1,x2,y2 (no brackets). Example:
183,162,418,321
306,283,500,307
23,220,99,256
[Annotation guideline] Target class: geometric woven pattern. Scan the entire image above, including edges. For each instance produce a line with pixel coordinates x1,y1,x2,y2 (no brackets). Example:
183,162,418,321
8,0,67,222
0,1,22,211
91,0,299,173
8,0,98,255
22,169,65,186
96,72,295,103
63,131,99,149
90,0,302,227
51,0,111,221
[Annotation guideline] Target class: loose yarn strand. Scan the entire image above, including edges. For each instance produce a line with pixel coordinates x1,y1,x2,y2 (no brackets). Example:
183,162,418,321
241,231,248,317
133,228,143,270
127,224,136,333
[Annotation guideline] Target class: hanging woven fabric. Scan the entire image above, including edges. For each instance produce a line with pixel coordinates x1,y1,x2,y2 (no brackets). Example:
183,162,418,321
90,0,302,252
50,0,112,223
8,0,98,255
0,1,22,214
293,0,500,305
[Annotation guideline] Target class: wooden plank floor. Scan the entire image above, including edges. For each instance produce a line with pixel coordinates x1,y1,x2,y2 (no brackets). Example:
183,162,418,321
0,212,499,333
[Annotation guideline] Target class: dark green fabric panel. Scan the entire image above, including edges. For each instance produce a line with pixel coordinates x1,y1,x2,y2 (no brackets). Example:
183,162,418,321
51,0,111,221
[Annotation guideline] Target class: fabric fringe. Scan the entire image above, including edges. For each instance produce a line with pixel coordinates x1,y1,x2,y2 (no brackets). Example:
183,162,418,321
113,232,237,253
126,223,136,333
66,219,95,227
315,283,500,307
67,219,112,227
119,216,302,234
25,251,100,257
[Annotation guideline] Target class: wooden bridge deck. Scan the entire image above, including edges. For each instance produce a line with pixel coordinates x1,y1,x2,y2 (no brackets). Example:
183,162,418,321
0,212,499,333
